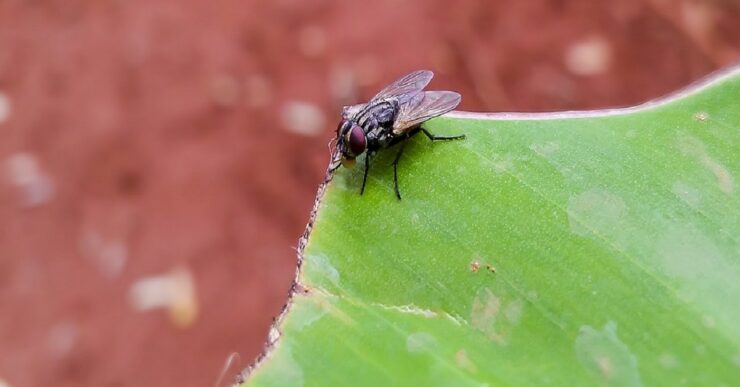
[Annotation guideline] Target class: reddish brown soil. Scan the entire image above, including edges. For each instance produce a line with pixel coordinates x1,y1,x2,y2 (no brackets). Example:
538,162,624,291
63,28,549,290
0,1,738,386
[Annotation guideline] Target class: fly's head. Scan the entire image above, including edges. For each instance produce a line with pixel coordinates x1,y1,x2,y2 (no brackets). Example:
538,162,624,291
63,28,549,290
332,119,366,169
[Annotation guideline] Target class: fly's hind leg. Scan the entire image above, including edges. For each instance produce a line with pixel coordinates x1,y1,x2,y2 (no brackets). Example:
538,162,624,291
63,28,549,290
420,127,466,142
392,140,408,200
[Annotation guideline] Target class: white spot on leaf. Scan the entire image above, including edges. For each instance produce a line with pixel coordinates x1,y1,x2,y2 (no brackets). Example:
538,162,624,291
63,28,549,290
308,254,340,286
272,344,304,386
293,296,331,332
406,332,437,353
672,181,701,209
567,189,627,239
504,299,524,324
471,288,521,344
575,321,642,386
530,142,560,158
455,350,478,373
658,352,679,369
678,135,734,194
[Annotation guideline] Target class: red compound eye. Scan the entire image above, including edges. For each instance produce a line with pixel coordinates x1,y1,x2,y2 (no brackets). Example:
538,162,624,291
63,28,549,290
347,125,366,156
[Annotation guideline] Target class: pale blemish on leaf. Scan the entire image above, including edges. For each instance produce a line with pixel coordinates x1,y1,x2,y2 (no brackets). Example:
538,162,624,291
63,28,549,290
575,321,642,387
307,254,340,286
529,142,560,158
470,288,519,344
567,189,627,239
269,343,304,386
732,353,740,367
292,293,333,332
678,135,734,194
654,224,740,339
480,152,515,175
672,181,701,208
504,299,524,324
455,349,478,373
406,332,437,353
471,288,500,338
493,158,514,174
656,225,732,285
658,352,679,369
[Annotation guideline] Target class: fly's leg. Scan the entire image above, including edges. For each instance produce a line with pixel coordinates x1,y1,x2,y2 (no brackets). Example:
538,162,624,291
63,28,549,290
360,153,371,195
420,127,466,142
392,141,408,200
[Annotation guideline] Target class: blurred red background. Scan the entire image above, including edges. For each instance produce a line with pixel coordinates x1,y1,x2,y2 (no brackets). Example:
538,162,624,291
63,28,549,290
0,0,738,386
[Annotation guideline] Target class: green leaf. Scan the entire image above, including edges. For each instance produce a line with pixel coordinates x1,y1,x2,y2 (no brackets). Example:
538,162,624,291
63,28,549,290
241,67,740,386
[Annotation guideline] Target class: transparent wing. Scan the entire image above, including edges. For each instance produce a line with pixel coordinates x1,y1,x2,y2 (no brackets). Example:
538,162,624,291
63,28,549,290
392,91,461,134
370,70,434,103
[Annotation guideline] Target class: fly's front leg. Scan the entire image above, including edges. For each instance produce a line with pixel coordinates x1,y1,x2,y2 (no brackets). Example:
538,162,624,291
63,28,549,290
360,152,372,195
420,127,466,142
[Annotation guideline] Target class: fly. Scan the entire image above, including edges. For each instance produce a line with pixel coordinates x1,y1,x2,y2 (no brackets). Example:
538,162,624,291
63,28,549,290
329,70,464,200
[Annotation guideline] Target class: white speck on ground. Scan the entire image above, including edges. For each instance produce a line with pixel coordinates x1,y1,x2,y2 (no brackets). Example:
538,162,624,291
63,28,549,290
329,65,358,104
80,229,128,278
0,92,10,123
565,35,612,76
244,74,272,109
47,320,79,358
208,74,241,107
128,266,198,328
281,100,326,137
298,25,326,58
5,152,55,207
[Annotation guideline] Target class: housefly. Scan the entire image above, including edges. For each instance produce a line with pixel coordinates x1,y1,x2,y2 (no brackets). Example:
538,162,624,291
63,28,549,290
329,70,464,200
